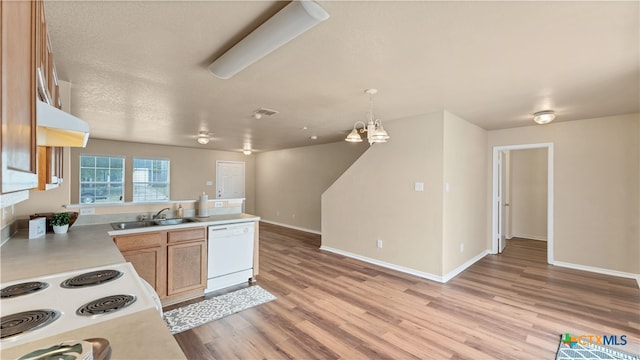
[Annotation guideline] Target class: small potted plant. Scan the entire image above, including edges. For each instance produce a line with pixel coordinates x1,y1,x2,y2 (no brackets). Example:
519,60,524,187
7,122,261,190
51,212,71,234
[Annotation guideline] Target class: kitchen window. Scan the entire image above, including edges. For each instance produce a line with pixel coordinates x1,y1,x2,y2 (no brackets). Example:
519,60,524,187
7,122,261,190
79,155,125,203
133,158,170,202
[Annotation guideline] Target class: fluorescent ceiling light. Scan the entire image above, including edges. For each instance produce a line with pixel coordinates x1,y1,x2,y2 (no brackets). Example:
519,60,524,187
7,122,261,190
209,0,329,79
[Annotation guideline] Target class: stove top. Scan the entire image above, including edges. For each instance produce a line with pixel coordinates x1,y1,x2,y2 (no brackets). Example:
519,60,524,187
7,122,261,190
60,269,123,289
0,282,49,299
0,310,60,340
0,263,156,350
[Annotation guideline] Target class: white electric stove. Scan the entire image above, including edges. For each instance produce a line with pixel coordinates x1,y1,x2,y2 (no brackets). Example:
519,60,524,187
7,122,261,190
0,262,160,350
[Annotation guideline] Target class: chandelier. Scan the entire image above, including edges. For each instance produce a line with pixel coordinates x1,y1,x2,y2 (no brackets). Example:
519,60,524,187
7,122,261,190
345,89,390,145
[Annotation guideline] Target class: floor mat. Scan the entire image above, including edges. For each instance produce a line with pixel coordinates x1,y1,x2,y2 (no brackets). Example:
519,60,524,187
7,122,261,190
163,285,276,335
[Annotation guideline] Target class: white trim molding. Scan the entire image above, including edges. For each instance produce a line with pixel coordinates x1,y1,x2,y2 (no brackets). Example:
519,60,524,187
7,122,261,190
442,250,491,282
260,219,321,235
320,246,443,282
320,246,489,284
492,143,554,264
511,234,548,242
551,260,640,289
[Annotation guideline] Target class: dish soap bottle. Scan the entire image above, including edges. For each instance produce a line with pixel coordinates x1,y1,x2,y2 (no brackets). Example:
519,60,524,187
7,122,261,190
177,204,184,218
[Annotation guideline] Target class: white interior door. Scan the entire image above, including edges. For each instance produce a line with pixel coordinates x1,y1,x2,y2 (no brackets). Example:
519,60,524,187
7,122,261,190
216,161,245,199
497,151,506,253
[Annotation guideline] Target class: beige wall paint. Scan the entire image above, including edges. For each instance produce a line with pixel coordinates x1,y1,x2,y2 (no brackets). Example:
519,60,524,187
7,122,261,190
255,141,365,232
442,111,487,274
322,113,445,275
487,113,639,274
69,139,256,214
510,148,547,240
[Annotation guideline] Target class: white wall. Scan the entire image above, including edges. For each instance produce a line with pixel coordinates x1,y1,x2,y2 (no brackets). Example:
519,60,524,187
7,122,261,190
487,113,639,274
442,111,488,274
322,113,445,276
255,141,365,232
510,148,547,241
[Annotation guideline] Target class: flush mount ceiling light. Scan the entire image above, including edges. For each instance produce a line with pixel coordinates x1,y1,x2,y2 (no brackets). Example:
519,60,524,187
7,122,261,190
243,149,252,155
345,89,390,145
252,107,279,120
209,0,330,79
196,131,213,145
533,110,555,125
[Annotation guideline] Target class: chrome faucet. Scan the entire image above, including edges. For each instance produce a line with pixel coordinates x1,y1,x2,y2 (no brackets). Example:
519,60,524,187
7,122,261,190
152,208,170,220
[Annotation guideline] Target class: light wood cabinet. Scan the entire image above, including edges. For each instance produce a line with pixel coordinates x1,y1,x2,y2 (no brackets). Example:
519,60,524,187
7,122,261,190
1,0,39,194
167,240,207,296
113,231,167,299
113,227,207,304
37,146,63,190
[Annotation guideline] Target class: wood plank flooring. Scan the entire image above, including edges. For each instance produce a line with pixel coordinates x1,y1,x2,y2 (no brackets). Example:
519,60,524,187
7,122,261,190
172,223,640,359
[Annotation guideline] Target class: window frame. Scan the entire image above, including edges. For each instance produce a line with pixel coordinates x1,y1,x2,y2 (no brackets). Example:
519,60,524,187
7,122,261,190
132,157,171,203
78,154,125,204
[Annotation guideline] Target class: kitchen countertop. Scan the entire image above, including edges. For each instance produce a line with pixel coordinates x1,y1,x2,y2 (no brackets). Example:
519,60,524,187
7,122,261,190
107,212,260,236
0,224,125,282
0,309,186,360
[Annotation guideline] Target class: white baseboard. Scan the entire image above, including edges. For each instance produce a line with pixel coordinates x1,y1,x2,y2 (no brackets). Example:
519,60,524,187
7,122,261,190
259,219,321,235
551,260,640,288
512,233,547,241
319,246,490,283
320,246,444,282
442,250,490,282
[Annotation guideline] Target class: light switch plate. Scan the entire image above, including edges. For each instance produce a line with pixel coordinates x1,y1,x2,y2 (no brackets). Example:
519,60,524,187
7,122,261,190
414,182,424,192
29,217,46,239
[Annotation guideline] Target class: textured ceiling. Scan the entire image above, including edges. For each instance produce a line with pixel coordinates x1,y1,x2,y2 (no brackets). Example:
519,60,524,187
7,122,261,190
44,1,639,153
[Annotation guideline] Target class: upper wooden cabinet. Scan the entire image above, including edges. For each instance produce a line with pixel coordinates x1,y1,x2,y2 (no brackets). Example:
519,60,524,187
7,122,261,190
37,146,63,190
1,0,39,194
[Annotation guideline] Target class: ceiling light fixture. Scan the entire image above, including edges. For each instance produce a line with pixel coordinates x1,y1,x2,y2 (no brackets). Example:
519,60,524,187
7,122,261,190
196,131,212,145
208,0,330,79
533,110,555,124
243,149,252,155
345,89,390,145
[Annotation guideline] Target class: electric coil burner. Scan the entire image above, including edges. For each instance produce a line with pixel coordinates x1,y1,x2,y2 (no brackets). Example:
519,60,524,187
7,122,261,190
77,295,137,316
60,269,123,288
0,282,49,299
0,310,60,340
0,263,158,350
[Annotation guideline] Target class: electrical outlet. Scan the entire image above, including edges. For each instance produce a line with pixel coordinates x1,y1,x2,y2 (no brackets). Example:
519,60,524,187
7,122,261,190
460,243,464,252
377,239,383,248
80,207,95,215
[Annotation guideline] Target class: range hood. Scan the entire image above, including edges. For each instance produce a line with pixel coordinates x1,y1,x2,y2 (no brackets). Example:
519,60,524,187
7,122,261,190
37,99,90,147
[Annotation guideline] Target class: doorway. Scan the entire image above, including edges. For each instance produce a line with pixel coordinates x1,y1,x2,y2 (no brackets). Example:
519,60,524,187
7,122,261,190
216,161,245,199
492,143,554,264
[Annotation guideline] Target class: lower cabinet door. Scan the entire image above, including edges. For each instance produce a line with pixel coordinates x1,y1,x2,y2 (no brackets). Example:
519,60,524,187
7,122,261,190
122,246,167,298
167,241,207,296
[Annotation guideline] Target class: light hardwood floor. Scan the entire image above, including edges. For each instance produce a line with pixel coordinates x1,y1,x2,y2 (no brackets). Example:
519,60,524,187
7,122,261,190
173,223,640,359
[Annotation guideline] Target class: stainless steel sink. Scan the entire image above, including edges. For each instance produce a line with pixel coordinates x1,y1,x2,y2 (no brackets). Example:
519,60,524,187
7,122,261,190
111,220,157,230
154,218,196,225
111,218,196,230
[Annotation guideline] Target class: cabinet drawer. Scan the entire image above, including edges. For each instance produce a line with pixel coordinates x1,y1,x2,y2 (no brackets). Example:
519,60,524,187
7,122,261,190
114,232,164,251
168,227,205,244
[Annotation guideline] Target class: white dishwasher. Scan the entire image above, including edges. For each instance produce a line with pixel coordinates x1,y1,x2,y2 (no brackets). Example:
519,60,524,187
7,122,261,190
206,222,255,293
